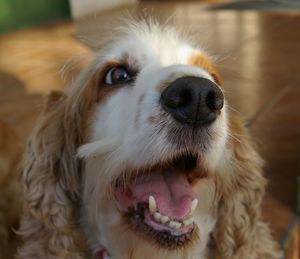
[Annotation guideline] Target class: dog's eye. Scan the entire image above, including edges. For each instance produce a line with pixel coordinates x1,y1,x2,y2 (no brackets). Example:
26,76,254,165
104,66,133,85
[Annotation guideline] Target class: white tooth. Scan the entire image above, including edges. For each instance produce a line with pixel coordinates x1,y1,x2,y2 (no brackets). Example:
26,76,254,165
183,217,194,226
169,221,182,229
173,222,182,229
148,196,157,214
188,198,198,216
160,215,169,224
168,221,176,228
154,212,162,222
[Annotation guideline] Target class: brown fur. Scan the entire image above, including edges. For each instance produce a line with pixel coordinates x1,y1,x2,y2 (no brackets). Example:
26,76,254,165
212,116,282,258
16,65,100,258
188,52,222,86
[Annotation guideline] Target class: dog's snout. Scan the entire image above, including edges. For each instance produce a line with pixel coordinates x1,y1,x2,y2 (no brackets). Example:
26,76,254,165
161,76,224,127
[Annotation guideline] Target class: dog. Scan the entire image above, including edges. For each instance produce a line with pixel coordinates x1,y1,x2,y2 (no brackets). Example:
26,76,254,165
16,19,282,259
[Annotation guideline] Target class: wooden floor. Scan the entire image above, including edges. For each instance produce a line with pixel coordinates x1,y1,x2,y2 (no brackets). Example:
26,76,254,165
0,1,299,257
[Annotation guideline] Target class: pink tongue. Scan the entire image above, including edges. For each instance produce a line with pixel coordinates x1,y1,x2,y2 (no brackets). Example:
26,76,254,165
130,170,195,219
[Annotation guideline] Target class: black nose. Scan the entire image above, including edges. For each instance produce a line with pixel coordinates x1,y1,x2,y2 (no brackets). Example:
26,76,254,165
161,76,224,127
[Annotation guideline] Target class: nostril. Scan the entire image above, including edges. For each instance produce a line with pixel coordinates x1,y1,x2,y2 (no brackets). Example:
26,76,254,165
206,90,224,111
206,91,216,110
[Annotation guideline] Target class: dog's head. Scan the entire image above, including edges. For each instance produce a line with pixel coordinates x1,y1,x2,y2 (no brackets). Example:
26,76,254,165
76,21,227,257
19,20,276,259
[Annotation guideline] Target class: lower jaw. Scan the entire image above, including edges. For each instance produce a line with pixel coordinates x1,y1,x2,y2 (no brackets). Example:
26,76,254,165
125,205,198,249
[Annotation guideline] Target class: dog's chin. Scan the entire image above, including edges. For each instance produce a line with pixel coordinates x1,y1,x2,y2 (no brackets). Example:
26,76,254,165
113,153,206,249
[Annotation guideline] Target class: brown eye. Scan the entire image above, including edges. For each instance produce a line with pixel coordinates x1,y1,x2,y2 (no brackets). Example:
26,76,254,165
104,66,133,85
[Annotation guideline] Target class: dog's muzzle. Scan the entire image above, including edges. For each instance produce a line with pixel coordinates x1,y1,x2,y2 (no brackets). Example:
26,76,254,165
161,76,224,128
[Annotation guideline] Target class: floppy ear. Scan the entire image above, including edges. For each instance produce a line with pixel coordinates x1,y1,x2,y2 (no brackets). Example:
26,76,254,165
213,116,282,259
17,67,98,258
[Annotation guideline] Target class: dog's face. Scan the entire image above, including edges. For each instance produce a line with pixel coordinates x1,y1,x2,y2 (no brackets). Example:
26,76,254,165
79,22,228,258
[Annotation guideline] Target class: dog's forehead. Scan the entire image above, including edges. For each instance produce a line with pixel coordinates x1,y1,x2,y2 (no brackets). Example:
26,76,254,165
101,26,196,68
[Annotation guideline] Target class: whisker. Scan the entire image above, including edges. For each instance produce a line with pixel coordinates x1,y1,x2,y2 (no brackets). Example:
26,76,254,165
226,104,242,115
227,132,242,144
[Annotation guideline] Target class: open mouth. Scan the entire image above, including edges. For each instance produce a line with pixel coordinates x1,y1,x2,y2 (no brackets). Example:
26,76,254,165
114,153,204,249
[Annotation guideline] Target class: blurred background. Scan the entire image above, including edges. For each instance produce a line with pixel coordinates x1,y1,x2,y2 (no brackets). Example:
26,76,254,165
0,0,299,258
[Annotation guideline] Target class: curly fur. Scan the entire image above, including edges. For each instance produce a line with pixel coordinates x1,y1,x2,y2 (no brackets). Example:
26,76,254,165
15,19,282,259
212,117,282,259
16,69,99,258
